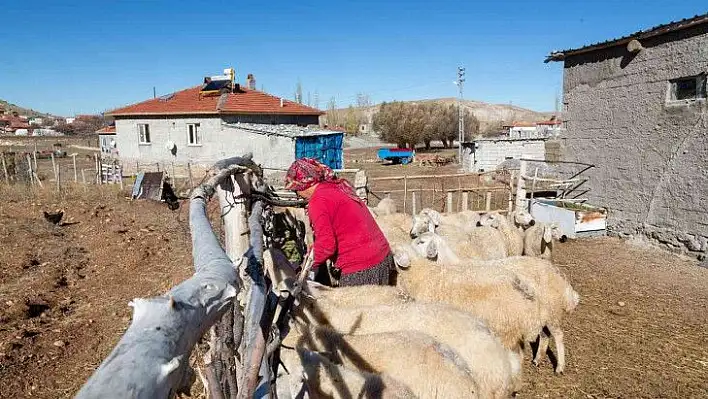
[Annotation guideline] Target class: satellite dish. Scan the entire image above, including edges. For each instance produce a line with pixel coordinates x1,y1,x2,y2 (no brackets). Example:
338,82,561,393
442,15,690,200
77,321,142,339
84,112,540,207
165,141,176,151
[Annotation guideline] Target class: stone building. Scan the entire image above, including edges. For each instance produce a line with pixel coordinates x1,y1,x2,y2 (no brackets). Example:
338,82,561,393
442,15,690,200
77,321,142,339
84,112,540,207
546,14,708,258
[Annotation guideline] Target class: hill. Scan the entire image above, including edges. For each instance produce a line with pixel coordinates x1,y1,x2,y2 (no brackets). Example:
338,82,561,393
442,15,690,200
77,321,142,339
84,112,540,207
0,98,55,119
334,98,554,135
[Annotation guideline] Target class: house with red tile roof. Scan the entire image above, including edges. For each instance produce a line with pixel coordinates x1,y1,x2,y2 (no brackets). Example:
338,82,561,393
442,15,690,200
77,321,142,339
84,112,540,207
104,72,343,174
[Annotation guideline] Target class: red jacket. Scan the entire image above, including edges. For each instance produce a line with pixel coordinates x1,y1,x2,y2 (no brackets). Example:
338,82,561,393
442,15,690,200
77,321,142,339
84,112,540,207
308,182,390,275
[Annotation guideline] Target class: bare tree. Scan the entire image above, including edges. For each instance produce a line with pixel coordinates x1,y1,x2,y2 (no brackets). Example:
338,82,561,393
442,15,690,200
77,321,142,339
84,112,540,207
326,97,340,127
295,80,303,104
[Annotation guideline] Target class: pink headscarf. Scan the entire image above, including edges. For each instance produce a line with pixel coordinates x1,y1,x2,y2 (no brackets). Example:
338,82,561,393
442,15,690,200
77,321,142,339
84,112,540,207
285,158,359,201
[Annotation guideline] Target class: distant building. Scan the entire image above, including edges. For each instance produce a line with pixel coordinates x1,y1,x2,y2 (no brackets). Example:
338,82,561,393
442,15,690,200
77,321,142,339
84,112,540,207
546,13,708,256
504,119,563,139
96,126,117,156
65,117,75,124
105,70,343,175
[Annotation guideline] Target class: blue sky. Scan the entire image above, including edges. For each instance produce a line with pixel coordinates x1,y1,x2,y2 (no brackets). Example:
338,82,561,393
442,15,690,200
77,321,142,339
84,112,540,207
0,1,705,116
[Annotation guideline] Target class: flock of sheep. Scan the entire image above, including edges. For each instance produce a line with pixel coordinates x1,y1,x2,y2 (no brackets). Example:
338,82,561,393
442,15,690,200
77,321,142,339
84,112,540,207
276,198,579,398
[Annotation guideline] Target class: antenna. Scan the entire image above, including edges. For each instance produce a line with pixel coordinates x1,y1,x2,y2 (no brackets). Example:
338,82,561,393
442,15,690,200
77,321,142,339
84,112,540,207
456,66,466,165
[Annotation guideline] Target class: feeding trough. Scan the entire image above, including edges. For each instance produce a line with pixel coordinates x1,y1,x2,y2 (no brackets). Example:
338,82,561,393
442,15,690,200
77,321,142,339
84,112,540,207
530,199,607,239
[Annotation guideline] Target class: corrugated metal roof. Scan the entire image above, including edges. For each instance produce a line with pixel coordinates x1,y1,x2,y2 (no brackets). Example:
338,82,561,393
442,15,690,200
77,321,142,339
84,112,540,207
223,122,344,138
546,13,708,62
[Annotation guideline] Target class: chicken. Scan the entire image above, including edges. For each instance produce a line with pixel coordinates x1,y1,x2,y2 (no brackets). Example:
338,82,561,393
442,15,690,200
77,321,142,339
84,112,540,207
43,209,64,225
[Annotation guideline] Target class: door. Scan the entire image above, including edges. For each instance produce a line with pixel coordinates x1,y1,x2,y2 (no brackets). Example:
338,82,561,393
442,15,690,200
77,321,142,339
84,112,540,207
295,134,343,169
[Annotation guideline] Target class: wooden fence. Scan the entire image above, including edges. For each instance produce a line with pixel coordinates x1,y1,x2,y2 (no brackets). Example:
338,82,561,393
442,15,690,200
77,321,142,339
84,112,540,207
360,171,513,215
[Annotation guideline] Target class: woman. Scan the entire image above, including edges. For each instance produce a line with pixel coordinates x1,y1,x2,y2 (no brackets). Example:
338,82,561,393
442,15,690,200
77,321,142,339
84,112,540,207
285,158,395,287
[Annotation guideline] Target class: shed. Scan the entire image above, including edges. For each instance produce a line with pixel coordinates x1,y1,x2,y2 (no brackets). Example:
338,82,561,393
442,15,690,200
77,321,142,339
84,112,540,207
224,123,344,170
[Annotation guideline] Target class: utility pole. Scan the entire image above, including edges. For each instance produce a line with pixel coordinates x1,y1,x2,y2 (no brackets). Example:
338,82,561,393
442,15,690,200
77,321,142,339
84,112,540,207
456,66,466,165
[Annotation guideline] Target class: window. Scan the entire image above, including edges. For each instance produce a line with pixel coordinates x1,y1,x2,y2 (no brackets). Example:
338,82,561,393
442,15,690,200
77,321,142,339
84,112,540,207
138,124,151,144
187,123,201,145
668,75,707,102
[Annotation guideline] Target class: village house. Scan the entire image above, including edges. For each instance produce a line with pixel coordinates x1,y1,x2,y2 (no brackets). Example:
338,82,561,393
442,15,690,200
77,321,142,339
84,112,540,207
462,118,563,172
105,70,344,177
546,13,708,258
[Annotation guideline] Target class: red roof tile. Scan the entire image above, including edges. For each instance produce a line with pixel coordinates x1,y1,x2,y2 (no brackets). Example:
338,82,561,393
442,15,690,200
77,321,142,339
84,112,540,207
96,126,116,134
107,86,324,117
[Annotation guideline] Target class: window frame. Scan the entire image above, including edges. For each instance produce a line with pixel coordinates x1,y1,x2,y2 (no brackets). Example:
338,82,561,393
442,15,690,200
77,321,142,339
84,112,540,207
667,74,707,104
187,123,202,146
138,123,151,145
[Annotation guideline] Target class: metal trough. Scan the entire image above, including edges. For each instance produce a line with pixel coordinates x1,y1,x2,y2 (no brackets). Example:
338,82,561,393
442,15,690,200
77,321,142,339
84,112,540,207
530,199,607,239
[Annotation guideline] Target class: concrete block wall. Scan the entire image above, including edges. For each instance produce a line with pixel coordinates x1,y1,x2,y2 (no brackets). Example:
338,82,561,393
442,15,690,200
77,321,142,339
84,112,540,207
114,117,297,173
471,139,545,172
560,24,708,258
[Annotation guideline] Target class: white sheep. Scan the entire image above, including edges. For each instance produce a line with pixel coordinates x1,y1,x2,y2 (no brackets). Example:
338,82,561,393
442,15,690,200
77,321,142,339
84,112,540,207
479,212,525,256
410,209,507,260
279,346,415,398
293,299,521,398
497,257,579,373
374,213,414,245
397,235,579,373
286,326,481,398
523,222,567,260
373,197,398,216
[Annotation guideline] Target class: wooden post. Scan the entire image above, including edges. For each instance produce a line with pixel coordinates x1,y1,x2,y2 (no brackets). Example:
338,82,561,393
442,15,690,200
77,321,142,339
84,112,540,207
462,191,469,211
117,164,124,190
26,154,34,186
32,151,38,173
403,176,408,214
530,167,539,203
485,191,492,211
508,170,515,213
412,191,417,215
72,154,78,182
56,164,61,192
1,153,8,183
187,162,194,189
515,161,527,212
446,192,453,214
94,154,100,184
81,169,86,185
50,153,57,183
156,162,160,172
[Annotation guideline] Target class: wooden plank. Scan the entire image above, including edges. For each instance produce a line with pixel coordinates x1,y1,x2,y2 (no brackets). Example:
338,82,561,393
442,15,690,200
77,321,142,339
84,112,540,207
402,176,407,214
26,154,34,186
485,192,492,211
462,191,469,211
72,154,78,182
446,192,453,214
412,191,417,215
1,153,8,183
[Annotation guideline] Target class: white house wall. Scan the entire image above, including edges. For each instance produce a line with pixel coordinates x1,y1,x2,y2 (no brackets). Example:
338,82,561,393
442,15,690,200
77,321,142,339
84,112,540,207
114,117,296,171
469,139,545,172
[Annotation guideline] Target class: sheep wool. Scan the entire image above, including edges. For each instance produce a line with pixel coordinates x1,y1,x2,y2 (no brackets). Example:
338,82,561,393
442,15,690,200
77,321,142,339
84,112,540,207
294,300,520,398
291,326,481,399
279,347,416,398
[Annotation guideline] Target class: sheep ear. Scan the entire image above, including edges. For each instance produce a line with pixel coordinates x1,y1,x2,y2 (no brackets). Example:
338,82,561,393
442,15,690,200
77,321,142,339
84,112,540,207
543,226,552,243
426,239,438,259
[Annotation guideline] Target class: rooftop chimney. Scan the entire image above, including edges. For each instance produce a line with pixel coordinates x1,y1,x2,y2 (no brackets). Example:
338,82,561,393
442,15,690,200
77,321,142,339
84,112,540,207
280,98,284,107
247,73,256,90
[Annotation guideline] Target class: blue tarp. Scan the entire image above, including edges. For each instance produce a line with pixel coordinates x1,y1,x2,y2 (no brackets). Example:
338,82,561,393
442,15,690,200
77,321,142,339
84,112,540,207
295,133,343,169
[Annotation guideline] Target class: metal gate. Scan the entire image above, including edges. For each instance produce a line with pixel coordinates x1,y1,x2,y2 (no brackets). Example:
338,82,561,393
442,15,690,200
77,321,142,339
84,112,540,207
295,133,343,169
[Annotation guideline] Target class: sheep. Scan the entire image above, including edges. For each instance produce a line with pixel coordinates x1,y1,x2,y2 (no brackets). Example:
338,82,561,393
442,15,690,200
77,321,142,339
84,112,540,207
306,283,412,307
374,213,414,246
279,346,415,398
410,209,507,260
523,222,567,260
479,212,525,256
399,234,579,373
285,326,481,399
293,299,521,398
496,257,579,373
373,197,397,216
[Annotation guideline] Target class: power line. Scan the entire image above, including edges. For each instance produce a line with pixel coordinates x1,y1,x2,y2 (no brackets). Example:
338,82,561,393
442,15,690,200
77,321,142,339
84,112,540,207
456,66,466,165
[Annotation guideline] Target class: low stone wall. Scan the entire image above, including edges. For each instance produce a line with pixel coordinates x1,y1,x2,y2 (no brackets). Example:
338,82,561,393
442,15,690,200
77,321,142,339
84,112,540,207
609,220,707,261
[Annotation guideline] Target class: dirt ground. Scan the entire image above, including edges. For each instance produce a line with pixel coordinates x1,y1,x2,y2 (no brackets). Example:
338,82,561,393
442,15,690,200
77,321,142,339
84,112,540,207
0,145,706,398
